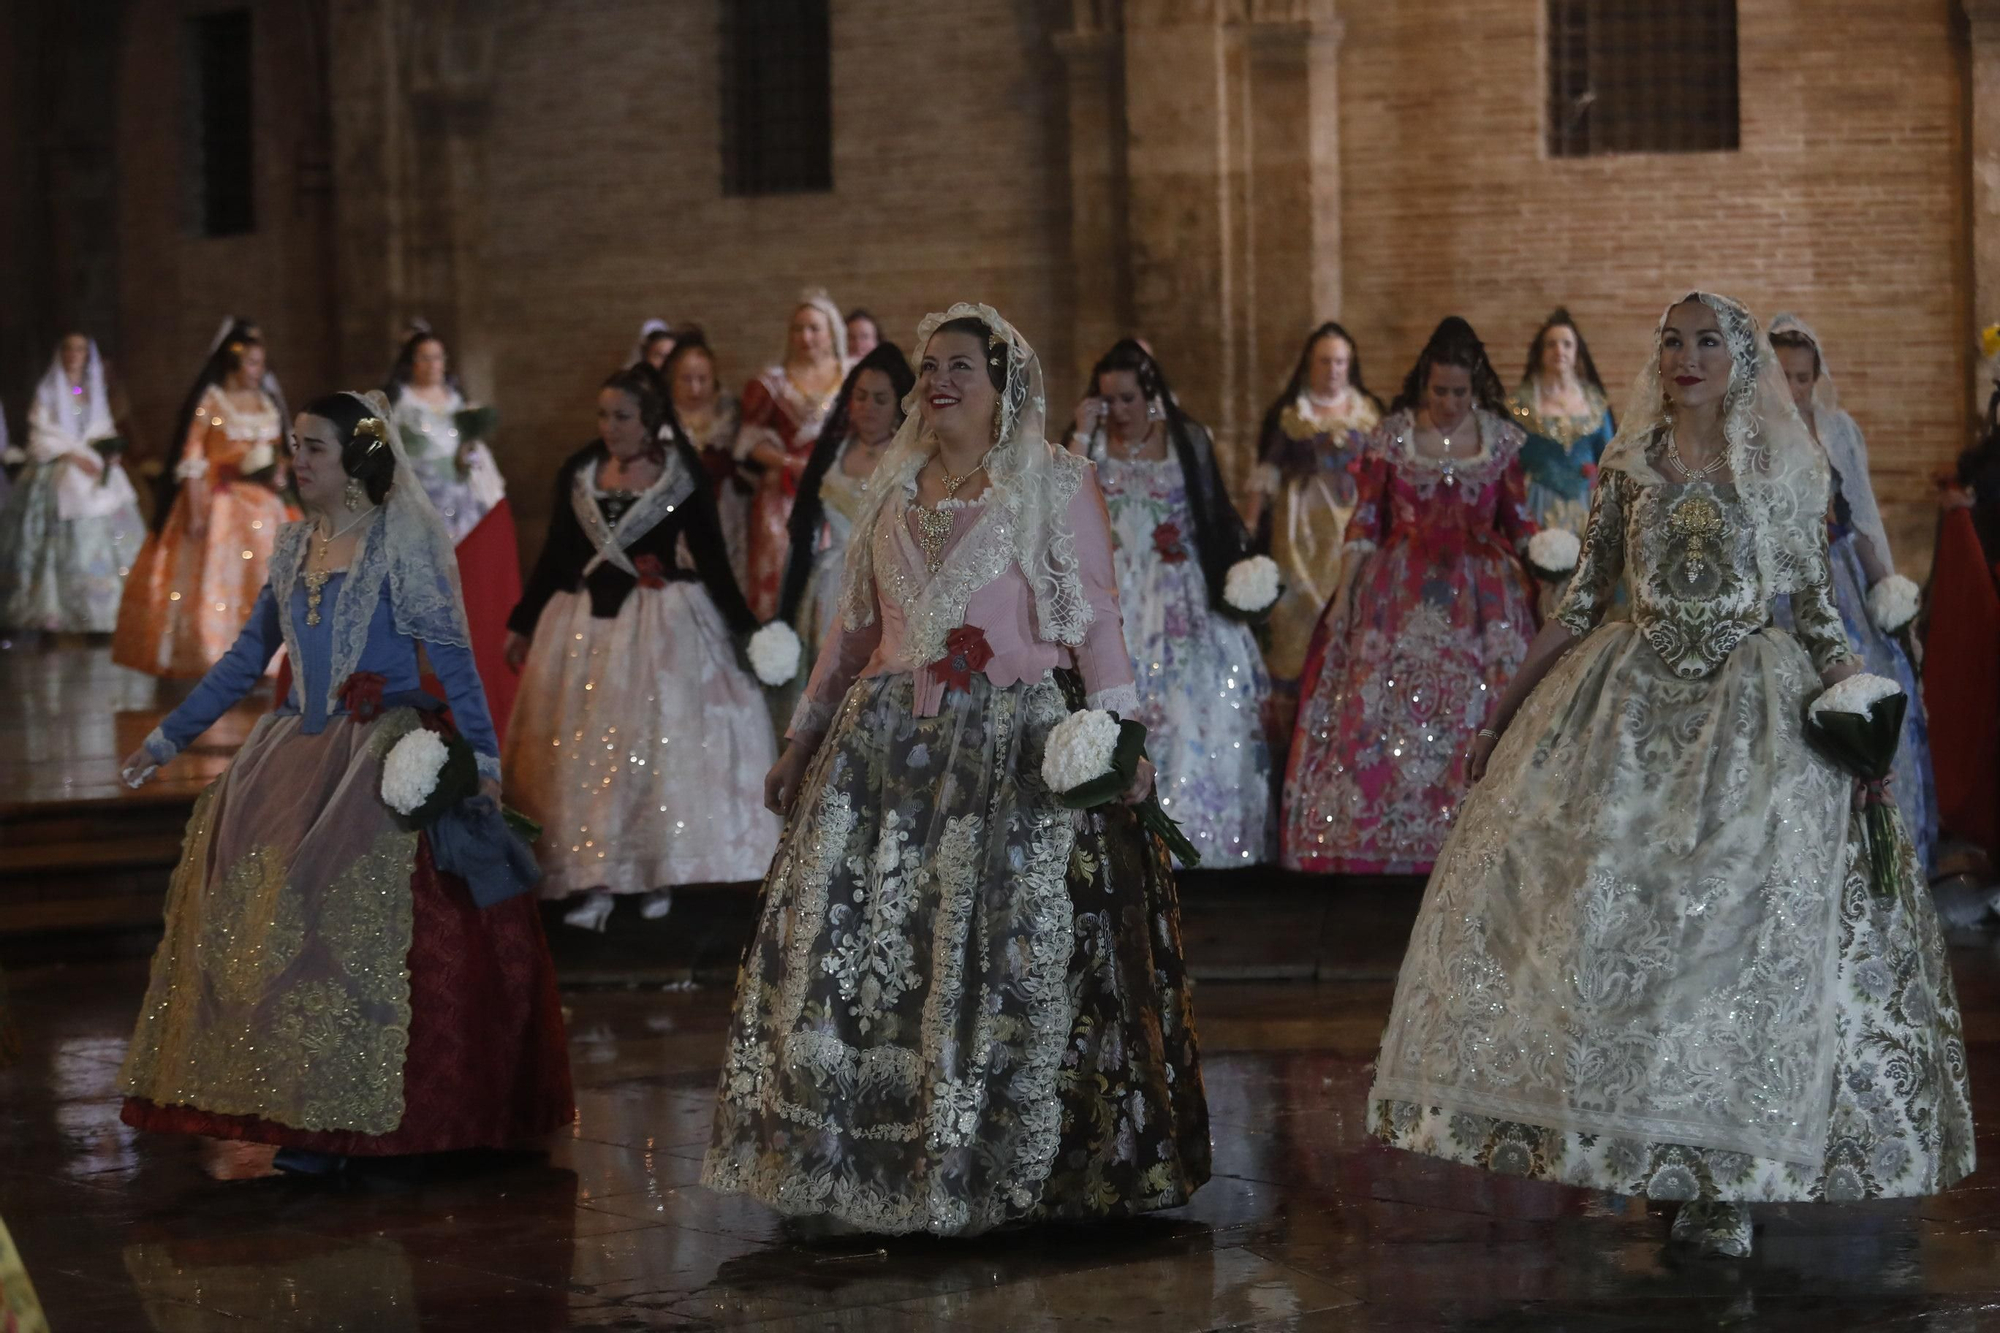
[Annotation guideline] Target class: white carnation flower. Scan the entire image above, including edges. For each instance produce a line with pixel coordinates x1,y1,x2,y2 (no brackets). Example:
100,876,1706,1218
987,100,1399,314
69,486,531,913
173,455,210,482
1527,528,1581,574
1041,708,1123,794
1866,574,1919,634
1809,672,1904,722
381,728,450,815
748,621,803,687
1222,555,1281,613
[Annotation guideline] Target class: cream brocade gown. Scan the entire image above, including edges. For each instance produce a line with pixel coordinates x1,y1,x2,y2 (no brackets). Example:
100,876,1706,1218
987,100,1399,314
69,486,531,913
1370,462,1973,1204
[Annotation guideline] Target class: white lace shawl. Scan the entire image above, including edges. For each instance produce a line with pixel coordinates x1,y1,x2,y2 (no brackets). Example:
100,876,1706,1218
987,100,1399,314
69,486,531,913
1599,292,1831,598
28,338,115,455
574,445,698,577
270,391,473,717
1768,313,1894,575
835,302,1094,666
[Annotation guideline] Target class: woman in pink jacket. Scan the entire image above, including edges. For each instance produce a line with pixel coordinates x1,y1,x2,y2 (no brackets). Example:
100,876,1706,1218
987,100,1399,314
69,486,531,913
703,303,1210,1237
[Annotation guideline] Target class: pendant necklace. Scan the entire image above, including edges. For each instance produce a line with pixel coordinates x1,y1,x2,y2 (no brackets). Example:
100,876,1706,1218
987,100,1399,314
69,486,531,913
1669,430,1727,482
303,506,376,626
914,452,987,574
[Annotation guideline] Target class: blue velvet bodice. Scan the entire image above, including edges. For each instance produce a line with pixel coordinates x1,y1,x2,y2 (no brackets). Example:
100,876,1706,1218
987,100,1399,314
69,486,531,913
151,572,501,775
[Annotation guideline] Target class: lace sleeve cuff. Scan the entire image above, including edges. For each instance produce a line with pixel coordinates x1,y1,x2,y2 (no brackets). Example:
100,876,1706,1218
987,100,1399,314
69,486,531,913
1085,683,1141,717
476,752,501,782
1253,463,1281,497
142,726,180,766
1341,539,1377,560
787,697,835,741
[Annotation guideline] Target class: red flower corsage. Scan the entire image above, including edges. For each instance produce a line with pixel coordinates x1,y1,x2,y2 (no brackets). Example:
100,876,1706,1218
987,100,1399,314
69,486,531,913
1152,521,1188,564
1579,463,1599,482
339,671,388,723
935,625,995,694
633,554,669,590
1344,457,1364,477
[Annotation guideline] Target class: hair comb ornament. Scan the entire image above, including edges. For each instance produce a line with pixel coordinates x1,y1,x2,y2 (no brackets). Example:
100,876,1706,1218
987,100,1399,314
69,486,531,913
354,416,392,452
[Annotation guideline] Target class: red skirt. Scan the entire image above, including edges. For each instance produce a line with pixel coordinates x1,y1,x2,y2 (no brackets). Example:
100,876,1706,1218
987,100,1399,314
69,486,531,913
1923,507,2000,857
122,839,574,1155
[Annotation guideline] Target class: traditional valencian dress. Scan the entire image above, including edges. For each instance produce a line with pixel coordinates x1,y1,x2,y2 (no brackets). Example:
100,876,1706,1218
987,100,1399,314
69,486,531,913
684,390,749,589
114,382,291,677
780,434,876,687
505,439,778,897
1253,390,1381,721
1370,296,1971,1238
0,339,144,632
1086,417,1274,865
0,975,49,1333
705,304,1209,1235
1282,409,1539,875
1767,315,1939,878
389,382,521,743
119,400,573,1156
1508,379,1616,538
740,296,850,621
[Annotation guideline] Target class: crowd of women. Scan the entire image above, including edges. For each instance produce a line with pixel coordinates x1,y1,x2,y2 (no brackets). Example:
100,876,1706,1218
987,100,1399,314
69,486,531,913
0,283,1981,1265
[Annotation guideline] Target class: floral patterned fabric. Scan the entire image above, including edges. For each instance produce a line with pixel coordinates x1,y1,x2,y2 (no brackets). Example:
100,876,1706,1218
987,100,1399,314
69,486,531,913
1373,813,1973,1202
1281,410,1539,874
1096,451,1274,865
1507,383,1615,538
741,367,844,622
1368,449,1973,1199
703,670,1210,1235
0,453,143,632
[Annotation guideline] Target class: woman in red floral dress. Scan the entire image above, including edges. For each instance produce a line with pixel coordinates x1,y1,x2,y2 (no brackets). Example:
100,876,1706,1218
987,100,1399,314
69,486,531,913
739,291,850,620
1282,317,1540,875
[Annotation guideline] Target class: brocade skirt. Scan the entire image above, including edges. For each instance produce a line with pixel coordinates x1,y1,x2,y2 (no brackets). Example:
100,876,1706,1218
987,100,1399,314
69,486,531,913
703,670,1211,1235
119,708,574,1154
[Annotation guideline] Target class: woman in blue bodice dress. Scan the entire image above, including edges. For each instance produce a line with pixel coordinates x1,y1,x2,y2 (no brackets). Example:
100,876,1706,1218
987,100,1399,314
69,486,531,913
116,390,572,1173
1509,308,1616,538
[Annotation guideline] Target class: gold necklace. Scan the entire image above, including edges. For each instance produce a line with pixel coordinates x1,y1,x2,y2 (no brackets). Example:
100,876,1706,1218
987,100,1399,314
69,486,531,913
913,454,986,574
303,507,374,626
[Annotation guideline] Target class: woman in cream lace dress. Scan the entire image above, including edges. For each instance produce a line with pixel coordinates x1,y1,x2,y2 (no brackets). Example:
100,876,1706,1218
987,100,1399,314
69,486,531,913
1368,293,1972,1259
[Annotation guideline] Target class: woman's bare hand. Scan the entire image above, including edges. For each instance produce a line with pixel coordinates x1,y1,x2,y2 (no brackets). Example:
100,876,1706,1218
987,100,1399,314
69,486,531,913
764,742,813,817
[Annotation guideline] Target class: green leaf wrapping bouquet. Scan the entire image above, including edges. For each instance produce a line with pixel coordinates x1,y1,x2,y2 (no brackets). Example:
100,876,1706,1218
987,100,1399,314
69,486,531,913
1041,708,1201,868
1806,672,1909,900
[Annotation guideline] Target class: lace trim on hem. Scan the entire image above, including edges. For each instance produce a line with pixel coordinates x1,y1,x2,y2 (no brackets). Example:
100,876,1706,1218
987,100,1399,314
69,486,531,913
1085,683,1141,717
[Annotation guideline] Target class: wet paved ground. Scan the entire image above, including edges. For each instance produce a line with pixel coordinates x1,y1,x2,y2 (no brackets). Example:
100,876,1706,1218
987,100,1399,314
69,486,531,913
7,941,2000,1332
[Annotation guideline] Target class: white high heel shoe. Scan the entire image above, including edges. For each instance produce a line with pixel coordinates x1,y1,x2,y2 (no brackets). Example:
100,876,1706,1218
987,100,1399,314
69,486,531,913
563,890,615,933
639,888,674,920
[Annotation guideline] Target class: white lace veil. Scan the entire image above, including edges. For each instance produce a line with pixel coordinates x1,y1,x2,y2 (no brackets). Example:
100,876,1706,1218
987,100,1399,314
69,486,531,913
32,337,115,446
629,317,670,367
1599,292,1830,597
836,302,1092,661
1768,312,1893,573
273,389,472,713
782,289,849,368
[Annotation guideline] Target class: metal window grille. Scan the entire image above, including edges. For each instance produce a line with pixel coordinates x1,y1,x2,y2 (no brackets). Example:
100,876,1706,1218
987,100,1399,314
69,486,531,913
720,0,833,197
1547,0,1739,158
188,9,255,236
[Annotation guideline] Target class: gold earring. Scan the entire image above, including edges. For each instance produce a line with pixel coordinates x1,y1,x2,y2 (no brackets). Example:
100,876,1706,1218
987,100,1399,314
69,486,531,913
992,398,1005,442
344,476,364,511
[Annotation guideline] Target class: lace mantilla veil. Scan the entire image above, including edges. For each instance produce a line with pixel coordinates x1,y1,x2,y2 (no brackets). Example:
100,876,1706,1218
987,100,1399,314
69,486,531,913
835,302,1093,665
31,338,115,445
783,288,850,368
1598,292,1831,597
1767,312,1894,573
271,390,474,718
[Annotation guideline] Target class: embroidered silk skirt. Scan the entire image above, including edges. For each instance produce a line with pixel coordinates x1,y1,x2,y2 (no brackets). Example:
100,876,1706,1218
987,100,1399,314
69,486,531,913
0,457,144,633
703,670,1211,1235
119,708,574,1154
113,479,290,677
504,582,779,896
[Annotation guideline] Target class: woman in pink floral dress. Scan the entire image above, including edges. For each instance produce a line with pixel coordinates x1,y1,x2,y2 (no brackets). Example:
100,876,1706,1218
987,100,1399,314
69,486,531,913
1282,317,1539,875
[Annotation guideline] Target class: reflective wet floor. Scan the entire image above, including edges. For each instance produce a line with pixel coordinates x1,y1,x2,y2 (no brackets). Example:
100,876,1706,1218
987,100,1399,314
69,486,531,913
7,947,2000,1332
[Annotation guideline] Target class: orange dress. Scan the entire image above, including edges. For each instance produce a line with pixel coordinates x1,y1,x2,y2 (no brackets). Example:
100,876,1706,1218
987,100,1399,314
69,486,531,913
113,385,291,677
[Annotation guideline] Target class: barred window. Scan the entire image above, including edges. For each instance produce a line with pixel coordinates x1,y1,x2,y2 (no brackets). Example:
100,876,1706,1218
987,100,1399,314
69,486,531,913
187,9,255,236
1547,0,1739,158
720,0,833,197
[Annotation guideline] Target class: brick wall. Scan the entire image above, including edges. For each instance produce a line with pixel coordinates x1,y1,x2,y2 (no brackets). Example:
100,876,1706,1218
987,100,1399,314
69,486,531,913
475,0,1074,551
1336,0,1967,534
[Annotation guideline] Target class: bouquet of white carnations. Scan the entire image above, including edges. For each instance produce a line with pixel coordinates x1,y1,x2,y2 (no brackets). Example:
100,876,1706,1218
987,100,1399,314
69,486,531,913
748,621,803,687
1807,672,1908,898
1526,528,1581,581
1041,709,1200,867
1866,574,1920,635
1220,555,1282,623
